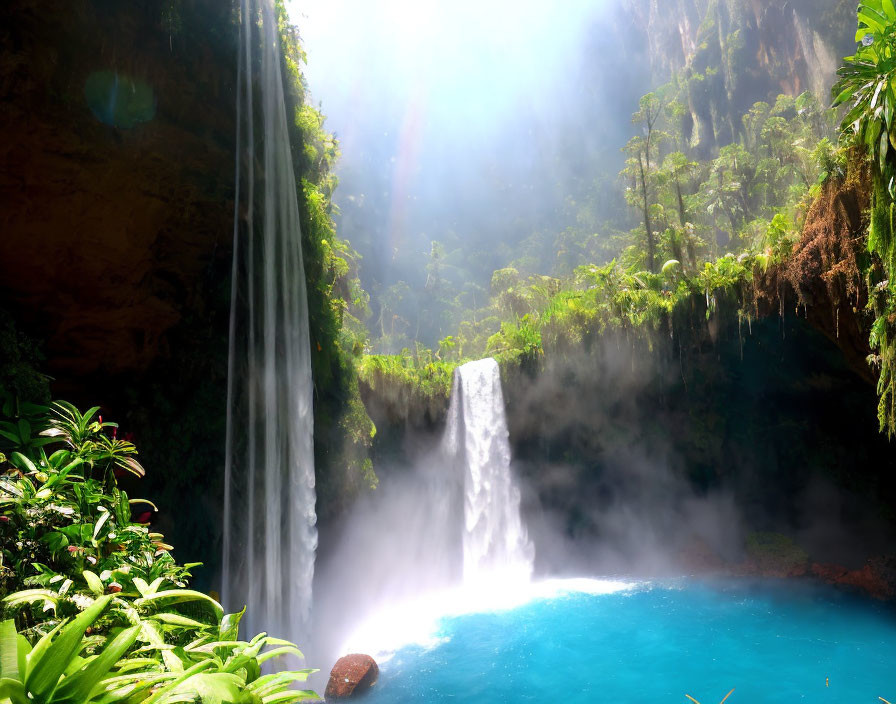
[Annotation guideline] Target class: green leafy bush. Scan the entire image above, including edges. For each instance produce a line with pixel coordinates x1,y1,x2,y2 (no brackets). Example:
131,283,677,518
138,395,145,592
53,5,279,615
0,401,319,702
0,593,316,703
0,402,192,627
833,0,896,435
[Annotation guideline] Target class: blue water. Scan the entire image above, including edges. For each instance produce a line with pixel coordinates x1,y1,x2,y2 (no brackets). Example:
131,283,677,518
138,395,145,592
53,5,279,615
363,580,896,703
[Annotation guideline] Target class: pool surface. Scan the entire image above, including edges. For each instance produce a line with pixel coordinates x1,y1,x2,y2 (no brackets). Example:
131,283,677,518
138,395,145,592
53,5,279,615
361,579,896,703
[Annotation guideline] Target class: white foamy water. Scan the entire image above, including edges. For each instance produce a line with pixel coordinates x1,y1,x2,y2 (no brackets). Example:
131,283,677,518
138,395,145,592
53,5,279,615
444,358,534,585
222,0,317,644
325,358,547,663
341,578,639,661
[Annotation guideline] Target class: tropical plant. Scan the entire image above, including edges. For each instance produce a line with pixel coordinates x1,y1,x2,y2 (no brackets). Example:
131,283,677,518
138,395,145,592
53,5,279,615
0,591,317,704
0,402,193,628
0,395,320,702
833,0,896,435
0,594,142,704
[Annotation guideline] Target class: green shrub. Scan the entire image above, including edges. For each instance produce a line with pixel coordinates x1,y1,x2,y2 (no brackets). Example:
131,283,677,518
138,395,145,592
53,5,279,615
0,402,192,629
0,401,319,702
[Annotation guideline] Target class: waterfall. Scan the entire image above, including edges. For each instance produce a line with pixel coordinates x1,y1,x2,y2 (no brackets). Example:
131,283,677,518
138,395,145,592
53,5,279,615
222,0,317,643
445,358,534,585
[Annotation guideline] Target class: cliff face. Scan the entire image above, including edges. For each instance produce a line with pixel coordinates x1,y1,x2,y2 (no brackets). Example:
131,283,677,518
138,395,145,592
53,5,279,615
625,0,852,155
0,0,237,386
0,0,368,571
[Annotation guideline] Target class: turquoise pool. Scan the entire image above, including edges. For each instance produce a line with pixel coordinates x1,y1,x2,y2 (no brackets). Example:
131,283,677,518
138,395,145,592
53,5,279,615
360,579,896,703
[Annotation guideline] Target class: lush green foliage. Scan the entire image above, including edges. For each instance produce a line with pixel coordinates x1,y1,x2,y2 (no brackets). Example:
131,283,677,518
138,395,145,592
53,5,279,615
833,0,896,435
0,595,315,704
360,85,835,356
358,352,456,417
0,401,318,703
355,90,843,403
0,401,191,616
357,81,839,389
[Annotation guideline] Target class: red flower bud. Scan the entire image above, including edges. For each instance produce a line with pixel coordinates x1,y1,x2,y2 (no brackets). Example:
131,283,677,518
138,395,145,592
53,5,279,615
108,582,122,593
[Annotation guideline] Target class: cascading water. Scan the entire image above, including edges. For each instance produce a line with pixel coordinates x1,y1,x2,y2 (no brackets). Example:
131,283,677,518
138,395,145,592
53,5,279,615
222,0,317,643
328,358,533,659
445,358,534,584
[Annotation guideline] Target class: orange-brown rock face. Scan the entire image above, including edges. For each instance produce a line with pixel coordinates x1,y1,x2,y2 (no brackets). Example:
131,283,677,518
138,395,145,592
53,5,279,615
325,654,379,700
811,560,896,601
0,0,236,384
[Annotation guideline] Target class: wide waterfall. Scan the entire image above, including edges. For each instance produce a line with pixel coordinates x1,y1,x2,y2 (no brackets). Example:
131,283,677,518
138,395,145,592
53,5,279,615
445,358,534,584
222,0,317,643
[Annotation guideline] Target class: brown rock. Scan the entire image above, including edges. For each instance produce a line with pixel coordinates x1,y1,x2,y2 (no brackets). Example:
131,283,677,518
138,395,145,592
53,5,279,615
325,654,379,700
811,560,896,601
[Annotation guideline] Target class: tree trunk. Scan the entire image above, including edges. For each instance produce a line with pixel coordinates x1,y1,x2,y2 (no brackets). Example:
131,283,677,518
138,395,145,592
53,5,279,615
639,152,656,272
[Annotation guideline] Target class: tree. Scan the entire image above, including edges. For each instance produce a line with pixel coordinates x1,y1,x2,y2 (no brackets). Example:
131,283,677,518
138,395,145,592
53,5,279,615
658,151,699,228
622,92,668,273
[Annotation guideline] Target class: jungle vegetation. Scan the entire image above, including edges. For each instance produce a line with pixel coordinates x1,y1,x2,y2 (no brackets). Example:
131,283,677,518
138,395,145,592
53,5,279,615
357,85,846,405
354,0,896,447
0,400,318,703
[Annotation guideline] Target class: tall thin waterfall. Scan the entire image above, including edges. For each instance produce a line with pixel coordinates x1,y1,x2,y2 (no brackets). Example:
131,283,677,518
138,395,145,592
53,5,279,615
222,0,317,643
444,358,534,584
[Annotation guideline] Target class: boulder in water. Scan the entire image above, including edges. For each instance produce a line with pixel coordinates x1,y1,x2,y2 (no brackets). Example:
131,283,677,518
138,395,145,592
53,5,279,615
325,654,379,700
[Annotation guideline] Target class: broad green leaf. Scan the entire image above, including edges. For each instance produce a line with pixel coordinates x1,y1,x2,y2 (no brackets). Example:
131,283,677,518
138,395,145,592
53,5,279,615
661,259,681,275
0,677,29,704
261,692,320,704
140,619,183,674
833,85,857,107
93,510,111,541
161,672,244,704
219,609,245,641
44,458,85,489
52,625,140,704
25,594,112,699
143,659,217,704
0,621,21,682
149,613,208,628
3,589,60,611
9,453,37,475
135,591,223,621
83,570,105,596
0,429,20,444
23,618,66,683
255,646,305,666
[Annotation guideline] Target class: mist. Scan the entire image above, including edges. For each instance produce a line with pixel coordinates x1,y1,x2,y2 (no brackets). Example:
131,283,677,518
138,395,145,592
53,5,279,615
286,0,896,689
290,0,647,345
